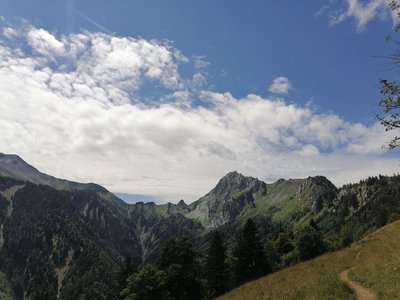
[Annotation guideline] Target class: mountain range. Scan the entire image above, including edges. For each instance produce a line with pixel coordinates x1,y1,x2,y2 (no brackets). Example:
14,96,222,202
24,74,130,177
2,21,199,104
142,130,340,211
0,153,399,299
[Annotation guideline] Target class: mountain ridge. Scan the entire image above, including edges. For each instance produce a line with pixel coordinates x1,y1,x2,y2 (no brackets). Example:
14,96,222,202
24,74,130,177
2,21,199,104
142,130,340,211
0,153,115,195
0,153,399,299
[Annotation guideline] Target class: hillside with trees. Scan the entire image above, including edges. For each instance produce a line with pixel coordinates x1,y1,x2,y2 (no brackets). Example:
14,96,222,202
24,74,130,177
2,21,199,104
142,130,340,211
0,154,400,299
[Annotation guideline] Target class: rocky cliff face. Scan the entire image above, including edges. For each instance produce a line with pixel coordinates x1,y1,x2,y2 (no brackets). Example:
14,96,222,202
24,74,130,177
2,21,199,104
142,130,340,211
186,171,267,227
295,176,338,213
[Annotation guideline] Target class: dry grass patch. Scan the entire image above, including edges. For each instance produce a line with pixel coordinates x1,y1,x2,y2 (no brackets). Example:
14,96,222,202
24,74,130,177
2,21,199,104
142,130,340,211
219,221,400,300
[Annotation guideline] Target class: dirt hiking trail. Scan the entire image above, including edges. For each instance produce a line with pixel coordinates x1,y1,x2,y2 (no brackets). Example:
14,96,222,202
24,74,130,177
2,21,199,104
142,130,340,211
339,268,376,300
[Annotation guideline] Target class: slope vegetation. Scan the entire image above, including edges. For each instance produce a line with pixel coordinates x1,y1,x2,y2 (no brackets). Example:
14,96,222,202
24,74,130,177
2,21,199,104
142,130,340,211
218,220,400,300
1,153,400,299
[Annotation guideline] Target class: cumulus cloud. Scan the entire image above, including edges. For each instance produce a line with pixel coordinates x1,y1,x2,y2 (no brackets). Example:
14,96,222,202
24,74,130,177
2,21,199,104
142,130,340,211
27,28,65,56
321,0,397,32
268,76,293,95
0,22,399,202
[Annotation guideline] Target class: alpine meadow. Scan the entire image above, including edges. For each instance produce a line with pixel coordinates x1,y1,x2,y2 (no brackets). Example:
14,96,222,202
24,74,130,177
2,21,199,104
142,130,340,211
1,1,400,300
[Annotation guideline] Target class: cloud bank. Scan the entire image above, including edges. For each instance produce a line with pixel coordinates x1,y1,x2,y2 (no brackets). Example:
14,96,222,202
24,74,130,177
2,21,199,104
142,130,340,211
0,22,399,202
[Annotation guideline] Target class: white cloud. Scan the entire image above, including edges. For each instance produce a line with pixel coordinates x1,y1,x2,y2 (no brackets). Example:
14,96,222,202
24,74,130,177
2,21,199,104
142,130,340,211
0,22,399,203
193,55,210,69
2,27,18,39
296,144,320,157
268,76,293,95
27,28,65,56
322,0,397,32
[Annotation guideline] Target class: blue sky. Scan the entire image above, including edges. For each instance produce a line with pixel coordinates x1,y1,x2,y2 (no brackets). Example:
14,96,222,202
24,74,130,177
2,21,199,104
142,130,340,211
0,0,399,203
0,0,396,122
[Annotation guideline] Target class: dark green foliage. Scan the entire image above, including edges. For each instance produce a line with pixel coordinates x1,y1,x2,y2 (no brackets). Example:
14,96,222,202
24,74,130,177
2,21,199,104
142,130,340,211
158,237,204,300
272,231,296,268
263,240,280,272
233,219,270,284
121,265,167,300
320,174,400,246
204,230,229,298
114,256,135,299
158,237,197,270
0,272,14,300
0,178,137,300
122,237,204,300
339,225,353,248
376,1,400,148
0,178,24,192
140,214,204,264
274,232,294,256
295,223,326,261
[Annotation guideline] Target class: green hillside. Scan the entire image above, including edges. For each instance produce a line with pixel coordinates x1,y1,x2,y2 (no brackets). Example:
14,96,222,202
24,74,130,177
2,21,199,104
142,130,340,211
1,154,400,299
218,220,400,300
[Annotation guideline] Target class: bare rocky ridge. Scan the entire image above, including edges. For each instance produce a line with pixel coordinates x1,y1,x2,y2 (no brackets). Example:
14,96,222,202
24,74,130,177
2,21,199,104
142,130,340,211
186,171,267,227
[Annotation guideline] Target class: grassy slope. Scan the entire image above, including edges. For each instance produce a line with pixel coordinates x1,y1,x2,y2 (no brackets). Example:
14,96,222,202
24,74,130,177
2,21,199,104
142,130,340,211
236,180,299,217
237,178,322,228
219,220,400,300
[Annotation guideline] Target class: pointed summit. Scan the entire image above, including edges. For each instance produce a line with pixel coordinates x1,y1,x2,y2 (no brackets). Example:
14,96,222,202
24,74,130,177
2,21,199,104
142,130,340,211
211,171,262,198
186,172,267,227
177,199,187,207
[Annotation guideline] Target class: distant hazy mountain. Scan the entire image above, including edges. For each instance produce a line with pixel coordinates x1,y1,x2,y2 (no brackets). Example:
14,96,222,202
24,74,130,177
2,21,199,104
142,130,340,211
0,153,399,299
0,153,104,192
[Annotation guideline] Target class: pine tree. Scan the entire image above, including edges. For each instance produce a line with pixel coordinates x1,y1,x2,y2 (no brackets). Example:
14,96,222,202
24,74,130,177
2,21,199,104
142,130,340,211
114,256,135,299
205,230,229,298
158,237,204,300
233,218,270,284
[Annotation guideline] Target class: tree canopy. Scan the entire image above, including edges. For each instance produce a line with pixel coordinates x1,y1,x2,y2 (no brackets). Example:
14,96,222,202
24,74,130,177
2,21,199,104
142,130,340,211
204,230,229,298
377,1,400,149
233,218,270,284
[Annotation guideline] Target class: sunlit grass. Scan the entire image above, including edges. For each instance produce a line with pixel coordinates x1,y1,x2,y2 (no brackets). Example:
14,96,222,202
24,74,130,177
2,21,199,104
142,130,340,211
218,221,400,300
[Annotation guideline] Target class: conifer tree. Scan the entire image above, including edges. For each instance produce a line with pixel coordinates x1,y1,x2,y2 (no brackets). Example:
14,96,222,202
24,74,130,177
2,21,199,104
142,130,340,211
233,218,270,284
114,256,135,299
158,237,204,300
205,230,229,298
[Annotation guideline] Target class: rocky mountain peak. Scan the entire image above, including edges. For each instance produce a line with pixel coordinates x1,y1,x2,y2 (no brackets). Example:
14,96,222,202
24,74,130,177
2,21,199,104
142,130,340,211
306,176,336,188
186,172,267,227
211,171,261,198
177,199,187,207
294,175,339,213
